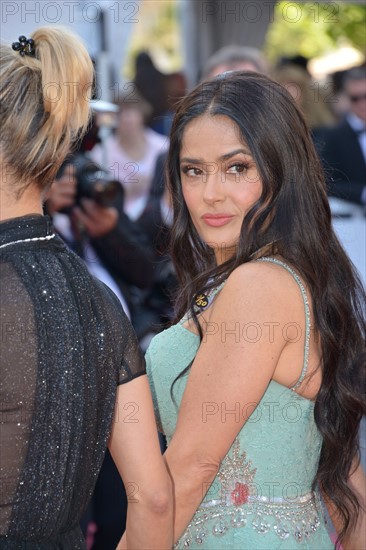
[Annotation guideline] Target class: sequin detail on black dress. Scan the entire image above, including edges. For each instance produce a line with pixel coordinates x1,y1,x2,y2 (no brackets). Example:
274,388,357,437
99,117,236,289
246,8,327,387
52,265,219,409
0,215,145,549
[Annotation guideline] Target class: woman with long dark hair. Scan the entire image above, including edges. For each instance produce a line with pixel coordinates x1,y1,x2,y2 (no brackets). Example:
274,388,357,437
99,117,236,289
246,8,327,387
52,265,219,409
146,71,365,549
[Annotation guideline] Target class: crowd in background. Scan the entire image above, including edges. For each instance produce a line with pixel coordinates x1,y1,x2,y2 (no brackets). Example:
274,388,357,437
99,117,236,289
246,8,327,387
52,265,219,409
44,45,366,549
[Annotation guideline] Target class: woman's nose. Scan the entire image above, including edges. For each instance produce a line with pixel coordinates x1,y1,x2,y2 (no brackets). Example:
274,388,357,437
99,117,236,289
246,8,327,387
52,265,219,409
202,168,225,204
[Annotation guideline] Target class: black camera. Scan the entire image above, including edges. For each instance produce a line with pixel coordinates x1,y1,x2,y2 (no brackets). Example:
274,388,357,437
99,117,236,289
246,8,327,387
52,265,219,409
73,154,124,207
57,154,124,209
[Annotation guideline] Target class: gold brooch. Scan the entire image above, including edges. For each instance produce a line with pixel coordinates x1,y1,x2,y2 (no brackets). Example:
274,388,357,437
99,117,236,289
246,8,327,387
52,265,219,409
194,293,209,309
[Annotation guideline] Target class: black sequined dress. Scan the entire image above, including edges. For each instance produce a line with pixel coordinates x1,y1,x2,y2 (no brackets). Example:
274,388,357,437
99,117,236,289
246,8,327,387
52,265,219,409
0,215,146,549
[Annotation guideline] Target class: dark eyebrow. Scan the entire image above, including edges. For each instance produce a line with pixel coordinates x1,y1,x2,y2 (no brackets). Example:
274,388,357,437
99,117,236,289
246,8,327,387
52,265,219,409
180,148,252,165
180,157,203,164
221,148,251,160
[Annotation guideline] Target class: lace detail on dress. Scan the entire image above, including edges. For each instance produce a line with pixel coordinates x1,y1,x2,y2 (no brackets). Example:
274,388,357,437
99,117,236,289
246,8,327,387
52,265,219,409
175,441,324,548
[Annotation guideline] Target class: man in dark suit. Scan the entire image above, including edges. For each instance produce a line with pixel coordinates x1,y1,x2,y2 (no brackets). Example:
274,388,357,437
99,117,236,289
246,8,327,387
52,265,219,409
316,66,366,205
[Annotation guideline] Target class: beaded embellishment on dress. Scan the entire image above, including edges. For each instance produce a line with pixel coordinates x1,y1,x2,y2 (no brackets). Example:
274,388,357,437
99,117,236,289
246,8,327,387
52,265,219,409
217,439,257,506
174,439,324,548
175,491,322,547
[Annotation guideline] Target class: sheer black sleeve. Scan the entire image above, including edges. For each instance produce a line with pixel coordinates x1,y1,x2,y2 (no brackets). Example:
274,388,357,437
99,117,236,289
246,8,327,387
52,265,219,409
0,262,38,534
95,280,146,385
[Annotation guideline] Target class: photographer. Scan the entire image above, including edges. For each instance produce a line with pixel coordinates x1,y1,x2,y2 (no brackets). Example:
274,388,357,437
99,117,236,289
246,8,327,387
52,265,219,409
46,158,154,317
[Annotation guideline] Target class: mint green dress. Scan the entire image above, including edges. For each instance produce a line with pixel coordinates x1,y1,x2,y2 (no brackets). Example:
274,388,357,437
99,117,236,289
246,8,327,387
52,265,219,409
146,258,333,549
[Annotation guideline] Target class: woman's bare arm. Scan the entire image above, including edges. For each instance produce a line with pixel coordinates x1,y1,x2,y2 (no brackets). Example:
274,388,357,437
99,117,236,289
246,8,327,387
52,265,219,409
164,261,309,542
109,375,173,549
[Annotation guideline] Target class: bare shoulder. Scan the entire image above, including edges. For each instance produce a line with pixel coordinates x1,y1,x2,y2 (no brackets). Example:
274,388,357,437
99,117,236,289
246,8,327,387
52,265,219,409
204,258,311,365
218,258,305,312
231,257,300,282
202,259,311,338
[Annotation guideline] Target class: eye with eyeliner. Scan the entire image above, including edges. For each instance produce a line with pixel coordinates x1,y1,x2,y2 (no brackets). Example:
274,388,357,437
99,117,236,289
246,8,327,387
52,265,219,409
226,162,250,174
180,160,252,178
181,165,203,177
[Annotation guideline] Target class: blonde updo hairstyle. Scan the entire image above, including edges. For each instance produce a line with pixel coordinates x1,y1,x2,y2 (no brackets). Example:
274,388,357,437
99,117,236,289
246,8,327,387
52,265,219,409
0,26,94,196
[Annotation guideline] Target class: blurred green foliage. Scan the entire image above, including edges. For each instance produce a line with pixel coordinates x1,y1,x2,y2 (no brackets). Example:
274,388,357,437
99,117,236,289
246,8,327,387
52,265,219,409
264,2,366,62
124,1,365,79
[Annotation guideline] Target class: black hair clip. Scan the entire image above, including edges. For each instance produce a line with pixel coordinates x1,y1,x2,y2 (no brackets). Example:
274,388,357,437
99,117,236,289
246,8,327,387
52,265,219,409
12,35,35,57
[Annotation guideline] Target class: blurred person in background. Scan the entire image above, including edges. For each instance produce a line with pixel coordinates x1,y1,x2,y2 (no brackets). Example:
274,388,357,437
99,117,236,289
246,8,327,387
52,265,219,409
135,153,178,347
0,26,172,550
133,51,187,136
273,61,336,133
89,92,168,221
202,44,269,79
315,66,366,206
87,92,176,350
322,68,352,122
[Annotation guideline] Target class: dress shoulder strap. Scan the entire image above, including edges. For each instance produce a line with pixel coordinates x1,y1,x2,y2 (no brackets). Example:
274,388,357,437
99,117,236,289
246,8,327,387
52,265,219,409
208,281,226,301
256,257,311,390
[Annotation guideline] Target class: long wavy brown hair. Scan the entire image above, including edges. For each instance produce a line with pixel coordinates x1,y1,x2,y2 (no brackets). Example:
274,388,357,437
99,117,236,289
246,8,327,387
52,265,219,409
167,71,365,545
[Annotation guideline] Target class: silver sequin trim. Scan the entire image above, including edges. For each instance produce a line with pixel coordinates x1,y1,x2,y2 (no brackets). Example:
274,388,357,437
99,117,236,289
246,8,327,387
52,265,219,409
256,257,311,390
175,491,322,548
0,234,56,250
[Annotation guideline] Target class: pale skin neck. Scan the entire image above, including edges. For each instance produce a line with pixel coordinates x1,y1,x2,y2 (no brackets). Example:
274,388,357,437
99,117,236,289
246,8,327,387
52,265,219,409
0,176,43,222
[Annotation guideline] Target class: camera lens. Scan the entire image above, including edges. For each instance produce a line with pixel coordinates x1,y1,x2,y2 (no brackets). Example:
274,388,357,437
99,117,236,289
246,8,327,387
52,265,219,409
75,157,124,207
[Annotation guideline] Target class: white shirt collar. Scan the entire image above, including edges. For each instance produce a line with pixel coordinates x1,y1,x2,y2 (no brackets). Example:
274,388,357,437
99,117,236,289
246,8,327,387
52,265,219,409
347,112,366,132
